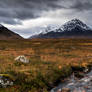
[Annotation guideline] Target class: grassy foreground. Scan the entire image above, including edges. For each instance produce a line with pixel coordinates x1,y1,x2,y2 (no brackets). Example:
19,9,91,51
0,39,92,92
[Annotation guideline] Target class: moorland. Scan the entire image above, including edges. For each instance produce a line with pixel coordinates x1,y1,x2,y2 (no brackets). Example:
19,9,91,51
0,39,92,92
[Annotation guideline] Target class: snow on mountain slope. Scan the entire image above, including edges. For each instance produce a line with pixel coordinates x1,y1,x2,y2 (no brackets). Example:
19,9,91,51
42,19,91,34
30,19,92,39
60,19,91,31
41,25,60,34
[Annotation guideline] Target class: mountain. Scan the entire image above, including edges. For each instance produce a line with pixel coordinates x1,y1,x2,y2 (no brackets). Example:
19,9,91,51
30,19,92,39
0,24,23,40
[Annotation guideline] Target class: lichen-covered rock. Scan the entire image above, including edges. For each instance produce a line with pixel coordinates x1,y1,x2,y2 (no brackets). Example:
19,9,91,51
0,76,13,88
15,55,29,63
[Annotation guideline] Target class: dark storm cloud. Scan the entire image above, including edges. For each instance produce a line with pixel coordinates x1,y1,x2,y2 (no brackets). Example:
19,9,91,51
70,0,92,11
0,0,61,24
0,0,92,25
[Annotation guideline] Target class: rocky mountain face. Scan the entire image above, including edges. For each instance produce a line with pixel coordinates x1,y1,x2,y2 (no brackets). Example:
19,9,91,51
30,19,92,39
0,24,23,40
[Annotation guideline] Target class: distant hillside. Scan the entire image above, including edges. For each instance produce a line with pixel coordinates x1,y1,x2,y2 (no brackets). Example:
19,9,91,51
0,24,23,40
29,19,92,39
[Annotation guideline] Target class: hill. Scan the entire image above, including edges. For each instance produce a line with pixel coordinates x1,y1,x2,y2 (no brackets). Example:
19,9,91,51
0,24,23,40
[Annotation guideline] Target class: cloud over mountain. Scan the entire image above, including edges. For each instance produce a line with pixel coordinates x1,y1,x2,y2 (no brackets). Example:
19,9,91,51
0,0,92,38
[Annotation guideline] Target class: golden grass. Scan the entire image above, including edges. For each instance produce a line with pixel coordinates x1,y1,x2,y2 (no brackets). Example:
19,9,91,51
0,39,92,91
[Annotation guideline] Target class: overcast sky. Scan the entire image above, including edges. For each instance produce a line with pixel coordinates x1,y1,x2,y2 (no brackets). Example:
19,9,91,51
0,0,92,38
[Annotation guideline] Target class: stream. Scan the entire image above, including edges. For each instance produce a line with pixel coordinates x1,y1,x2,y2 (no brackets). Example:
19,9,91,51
51,70,92,92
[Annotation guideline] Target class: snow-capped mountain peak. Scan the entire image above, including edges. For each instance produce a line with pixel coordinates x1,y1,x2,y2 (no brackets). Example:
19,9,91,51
60,19,91,31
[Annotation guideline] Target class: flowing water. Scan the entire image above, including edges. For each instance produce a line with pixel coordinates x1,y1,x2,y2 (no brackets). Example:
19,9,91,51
51,70,92,92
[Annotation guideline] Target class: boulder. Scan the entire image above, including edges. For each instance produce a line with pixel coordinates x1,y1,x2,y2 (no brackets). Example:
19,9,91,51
15,55,29,63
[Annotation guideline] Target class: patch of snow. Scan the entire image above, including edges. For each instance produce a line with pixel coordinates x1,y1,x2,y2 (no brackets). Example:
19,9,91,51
41,25,60,34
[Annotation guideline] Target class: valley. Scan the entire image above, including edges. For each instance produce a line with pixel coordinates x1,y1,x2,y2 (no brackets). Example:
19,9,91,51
0,0,92,92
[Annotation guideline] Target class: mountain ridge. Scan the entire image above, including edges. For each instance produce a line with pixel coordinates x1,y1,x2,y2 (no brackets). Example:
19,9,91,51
30,19,92,39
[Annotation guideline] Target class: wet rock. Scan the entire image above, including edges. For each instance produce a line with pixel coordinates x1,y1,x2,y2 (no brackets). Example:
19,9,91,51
57,88,71,92
61,88,71,92
15,55,29,63
74,72,84,78
57,89,61,92
84,86,89,89
83,68,89,73
73,88,86,92
71,66,84,72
